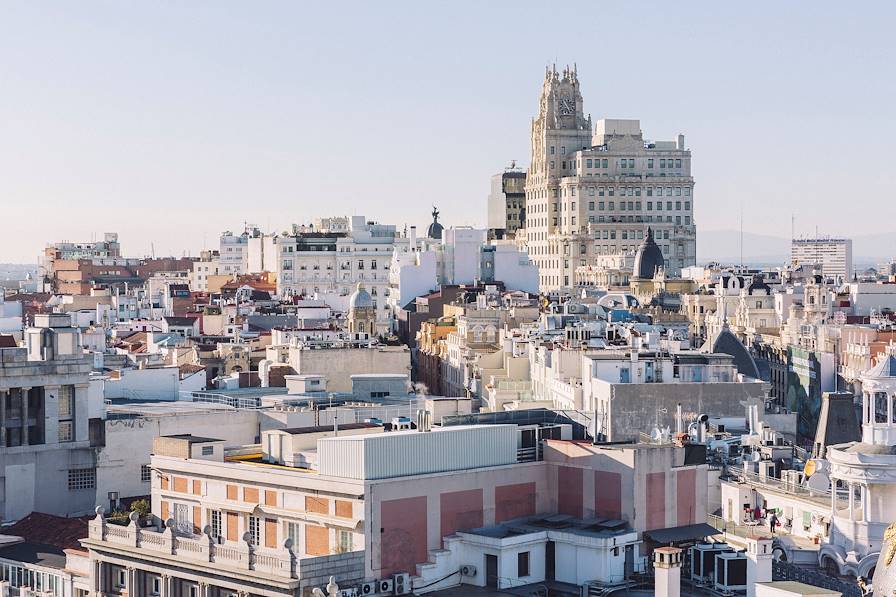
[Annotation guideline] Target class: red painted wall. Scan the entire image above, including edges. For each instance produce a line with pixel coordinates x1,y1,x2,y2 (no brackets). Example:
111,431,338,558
676,468,697,525
380,496,428,577
440,489,484,546
594,470,622,519
557,466,584,518
646,471,666,530
495,482,537,523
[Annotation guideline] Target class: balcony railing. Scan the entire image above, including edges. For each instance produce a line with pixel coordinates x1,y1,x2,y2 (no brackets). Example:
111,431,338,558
88,510,296,579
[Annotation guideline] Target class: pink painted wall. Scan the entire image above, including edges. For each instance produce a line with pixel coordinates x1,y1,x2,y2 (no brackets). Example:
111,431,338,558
440,488,484,545
495,482,537,523
557,465,584,518
646,471,666,530
594,470,622,519
676,468,697,525
380,496,428,577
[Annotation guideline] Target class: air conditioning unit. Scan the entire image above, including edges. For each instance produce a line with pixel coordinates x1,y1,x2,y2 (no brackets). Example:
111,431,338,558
357,581,377,595
376,579,393,594
393,572,410,595
460,564,478,577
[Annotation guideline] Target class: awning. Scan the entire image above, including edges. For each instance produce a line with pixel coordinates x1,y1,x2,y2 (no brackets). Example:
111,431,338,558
644,523,720,544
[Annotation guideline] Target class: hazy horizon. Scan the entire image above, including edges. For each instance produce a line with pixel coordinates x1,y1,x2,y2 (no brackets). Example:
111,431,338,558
2,1,895,263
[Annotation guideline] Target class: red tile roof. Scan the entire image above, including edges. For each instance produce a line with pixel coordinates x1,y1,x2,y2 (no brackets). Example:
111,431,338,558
4,512,92,551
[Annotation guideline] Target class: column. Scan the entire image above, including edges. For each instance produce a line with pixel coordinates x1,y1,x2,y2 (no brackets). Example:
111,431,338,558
848,482,855,521
0,389,6,447
21,387,31,446
861,485,869,522
127,567,138,597
158,574,170,597
889,392,893,427
94,560,104,596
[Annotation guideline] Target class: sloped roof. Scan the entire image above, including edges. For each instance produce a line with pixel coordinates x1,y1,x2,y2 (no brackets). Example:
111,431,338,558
3,512,91,551
867,354,896,379
706,328,761,379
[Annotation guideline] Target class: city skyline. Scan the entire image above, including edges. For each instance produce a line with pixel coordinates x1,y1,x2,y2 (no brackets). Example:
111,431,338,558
3,1,895,263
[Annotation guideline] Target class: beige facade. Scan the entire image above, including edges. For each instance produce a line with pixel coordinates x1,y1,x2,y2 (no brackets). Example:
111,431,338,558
522,66,696,291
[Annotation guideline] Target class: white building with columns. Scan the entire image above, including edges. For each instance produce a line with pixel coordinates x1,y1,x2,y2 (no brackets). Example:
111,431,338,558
821,349,896,579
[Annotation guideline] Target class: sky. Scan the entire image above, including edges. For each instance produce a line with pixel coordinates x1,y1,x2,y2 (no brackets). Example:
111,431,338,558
1,1,895,263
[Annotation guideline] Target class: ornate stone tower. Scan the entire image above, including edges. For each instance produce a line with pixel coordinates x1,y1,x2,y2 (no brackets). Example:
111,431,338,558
528,64,592,181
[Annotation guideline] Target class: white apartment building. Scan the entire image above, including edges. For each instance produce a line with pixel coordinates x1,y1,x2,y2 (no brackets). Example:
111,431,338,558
219,230,249,275
190,250,220,292
522,66,696,291
276,216,399,333
791,237,853,281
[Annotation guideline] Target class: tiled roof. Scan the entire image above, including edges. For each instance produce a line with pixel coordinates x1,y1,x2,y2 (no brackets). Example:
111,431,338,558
4,512,92,551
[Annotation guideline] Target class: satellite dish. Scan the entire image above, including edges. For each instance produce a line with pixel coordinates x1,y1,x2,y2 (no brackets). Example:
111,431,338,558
804,459,817,478
806,472,830,492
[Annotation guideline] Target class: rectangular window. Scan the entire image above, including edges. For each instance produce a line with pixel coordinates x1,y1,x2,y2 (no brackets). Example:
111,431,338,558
675,187,682,196
58,421,73,443
666,187,673,196
684,201,691,210
648,158,654,168
588,202,594,210
685,187,691,196
141,464,152,482
609,201,615,210
598,202,605,210
152,577,161,596
337,530,353,553
248,515,260,546
518,551,530,577
660,159,666,168
647,201,653,211
116,570,127,588
201,446,214,456
550,146,555,155
628,201,634,210
608,188,614,197
619,187,626,197
635,187,641,196
685,216,691,225
210,510,222,539
586,159,592,168
667,201,673,210
58,386,73,417
68,468,96,490
675,159,681,168
598,187,605,196
620,202,626,211
602,158,608,168
286,521,300,548
635,201,641,210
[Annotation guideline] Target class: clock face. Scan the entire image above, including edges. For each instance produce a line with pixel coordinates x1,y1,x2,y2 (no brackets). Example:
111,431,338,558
559,96,573,116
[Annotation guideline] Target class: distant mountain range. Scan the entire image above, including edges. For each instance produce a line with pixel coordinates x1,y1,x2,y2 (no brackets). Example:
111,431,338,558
697,230,896,269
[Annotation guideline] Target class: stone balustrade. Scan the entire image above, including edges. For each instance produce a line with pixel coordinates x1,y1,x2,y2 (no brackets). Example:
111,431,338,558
88,508,296,580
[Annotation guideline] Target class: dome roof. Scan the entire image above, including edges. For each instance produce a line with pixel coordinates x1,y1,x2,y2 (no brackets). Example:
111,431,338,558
348,283,373,309
427,206,444,240
633,228,664,279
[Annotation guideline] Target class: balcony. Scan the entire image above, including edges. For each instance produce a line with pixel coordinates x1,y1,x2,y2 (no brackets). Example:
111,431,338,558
86,509,361,583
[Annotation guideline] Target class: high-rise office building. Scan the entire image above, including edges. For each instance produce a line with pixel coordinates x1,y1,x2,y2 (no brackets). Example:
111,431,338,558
522,65,696,291
791,237,853,281
486,167,526,240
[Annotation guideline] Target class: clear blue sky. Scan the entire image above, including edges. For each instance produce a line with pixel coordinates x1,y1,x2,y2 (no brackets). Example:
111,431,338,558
2,1,894,263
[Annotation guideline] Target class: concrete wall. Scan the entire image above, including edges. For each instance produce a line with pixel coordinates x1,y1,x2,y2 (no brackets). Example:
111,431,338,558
97,409,259,501
289,347,411,393
103,367,181,401
596,381,764,442
365,462,550,579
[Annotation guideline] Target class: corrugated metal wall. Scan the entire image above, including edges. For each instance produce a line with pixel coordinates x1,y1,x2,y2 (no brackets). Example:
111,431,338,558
317,425,517,479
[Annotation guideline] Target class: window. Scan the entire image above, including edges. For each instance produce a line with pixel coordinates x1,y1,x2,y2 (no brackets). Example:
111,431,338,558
58,421,73,443
660,159,666,168
648,158,654,168
337,530,353,553
116,570,127,588
210,510,222,539
647,201,653,211
201,446,214,456
248,515,260,546
550,146,555,155
588,201,594,210
141,464,152,482
675,159,681,168
58,386,73,417
518,551,530,577
647,187,653,197
685,187,691,196
189,586,199,597
152,577,161,596
286,521,300,547
586,159,592,168
602,158,608,168
68,468,96,490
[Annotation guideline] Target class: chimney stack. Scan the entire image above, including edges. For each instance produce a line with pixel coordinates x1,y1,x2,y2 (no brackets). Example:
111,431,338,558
654,546,682,597
745,537,773,597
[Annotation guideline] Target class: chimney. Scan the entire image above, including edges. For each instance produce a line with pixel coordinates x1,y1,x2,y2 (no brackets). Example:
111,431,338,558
744,537,773,597
677,133,685,150
654,546,682,597
409,226,417,250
